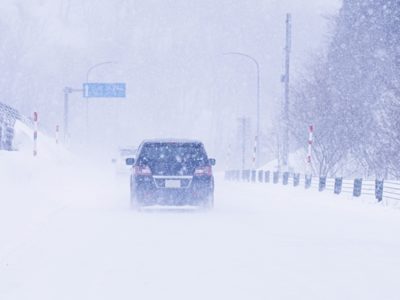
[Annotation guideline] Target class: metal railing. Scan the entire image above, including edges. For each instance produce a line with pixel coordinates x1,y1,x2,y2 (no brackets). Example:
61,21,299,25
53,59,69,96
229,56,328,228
225,170,397,205
0,102,19,150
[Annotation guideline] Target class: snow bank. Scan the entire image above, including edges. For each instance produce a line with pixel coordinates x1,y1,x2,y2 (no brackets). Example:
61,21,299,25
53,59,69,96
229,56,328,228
12,120,70,161
260,147,307,172
0,121,76,259
1,123,400,300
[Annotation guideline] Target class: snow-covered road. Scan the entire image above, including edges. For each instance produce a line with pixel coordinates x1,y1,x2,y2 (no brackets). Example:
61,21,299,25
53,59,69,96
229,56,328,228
1,156,400,300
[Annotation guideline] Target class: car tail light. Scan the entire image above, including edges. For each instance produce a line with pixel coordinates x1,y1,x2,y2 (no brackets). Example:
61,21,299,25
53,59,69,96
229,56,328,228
194,166,212,176
134,165,152,176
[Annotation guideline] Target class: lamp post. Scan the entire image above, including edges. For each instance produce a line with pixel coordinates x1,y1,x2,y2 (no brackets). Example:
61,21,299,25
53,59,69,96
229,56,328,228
86,61,117,85
223,52,260,167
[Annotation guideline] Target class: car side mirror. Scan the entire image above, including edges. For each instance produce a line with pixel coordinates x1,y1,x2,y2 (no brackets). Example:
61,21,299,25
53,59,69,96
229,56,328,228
125,158,135,165
209,158,216,166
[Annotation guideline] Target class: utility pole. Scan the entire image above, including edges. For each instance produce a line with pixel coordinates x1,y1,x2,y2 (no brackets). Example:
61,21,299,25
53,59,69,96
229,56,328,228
63,87,70,141
238,117,248,170
242,118,246,170
223,52,260,167
282,13,292,170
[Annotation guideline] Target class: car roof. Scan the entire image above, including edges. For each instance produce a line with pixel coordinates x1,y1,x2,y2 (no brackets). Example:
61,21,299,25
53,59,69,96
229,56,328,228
118,146,136,151
141,139,203,144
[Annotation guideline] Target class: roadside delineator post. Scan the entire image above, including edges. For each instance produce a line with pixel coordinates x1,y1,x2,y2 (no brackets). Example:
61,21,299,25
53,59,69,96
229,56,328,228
353,178,363,197
334,177,343,194
264,171,270,183
307,125,313,169
226,142,232,171
305,124,314,185
56,125,59,144
293,173,300,187
273,171,280,184
375,180,384,202
33,112,38,156
319,176,327,192
283,172,289,185
252,135,257,169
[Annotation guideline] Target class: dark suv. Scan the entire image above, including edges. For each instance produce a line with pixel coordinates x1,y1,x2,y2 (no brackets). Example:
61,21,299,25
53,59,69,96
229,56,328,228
126,139,215,209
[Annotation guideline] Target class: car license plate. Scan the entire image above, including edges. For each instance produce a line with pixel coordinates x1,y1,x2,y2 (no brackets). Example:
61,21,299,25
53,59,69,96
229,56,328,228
165,180,181,188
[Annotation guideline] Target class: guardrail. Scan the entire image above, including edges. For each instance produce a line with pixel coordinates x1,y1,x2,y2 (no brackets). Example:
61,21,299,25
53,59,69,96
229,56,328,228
0,102,20,150
224,170,398,205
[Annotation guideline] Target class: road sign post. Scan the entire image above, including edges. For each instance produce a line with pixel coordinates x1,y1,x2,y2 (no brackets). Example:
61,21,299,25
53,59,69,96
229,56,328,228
63,87,84,142
33,112,38,156
63,83,126,144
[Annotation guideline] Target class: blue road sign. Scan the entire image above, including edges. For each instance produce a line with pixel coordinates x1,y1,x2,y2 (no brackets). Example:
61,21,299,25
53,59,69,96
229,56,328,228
83,83,126,98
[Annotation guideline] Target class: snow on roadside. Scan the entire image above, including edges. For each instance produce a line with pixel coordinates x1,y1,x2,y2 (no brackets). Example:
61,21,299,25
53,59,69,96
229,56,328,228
0,120,129,264
0,121,82,259
1,122,400,300
1,172,400,300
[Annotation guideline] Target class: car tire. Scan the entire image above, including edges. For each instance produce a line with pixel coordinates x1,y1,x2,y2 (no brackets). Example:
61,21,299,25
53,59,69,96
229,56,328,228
130,178,141,211
202,193,214,210
130,194,140,210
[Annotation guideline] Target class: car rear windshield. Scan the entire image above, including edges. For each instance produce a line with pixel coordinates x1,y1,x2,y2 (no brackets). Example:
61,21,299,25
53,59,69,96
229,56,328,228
138,142,209,168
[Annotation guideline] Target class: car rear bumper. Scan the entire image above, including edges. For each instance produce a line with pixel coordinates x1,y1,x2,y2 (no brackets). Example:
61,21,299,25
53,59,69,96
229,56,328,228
131,175,214,205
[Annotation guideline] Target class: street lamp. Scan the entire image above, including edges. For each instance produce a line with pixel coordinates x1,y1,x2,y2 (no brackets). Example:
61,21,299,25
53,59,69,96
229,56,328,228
86,61,117,84
223,52,260,168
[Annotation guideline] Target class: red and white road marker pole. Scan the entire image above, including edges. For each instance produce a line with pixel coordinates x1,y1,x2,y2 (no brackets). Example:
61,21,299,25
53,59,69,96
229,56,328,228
306,125,314,174
33,112,38,156
252,135,258,169
226,143,232,167
55,125,59,144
